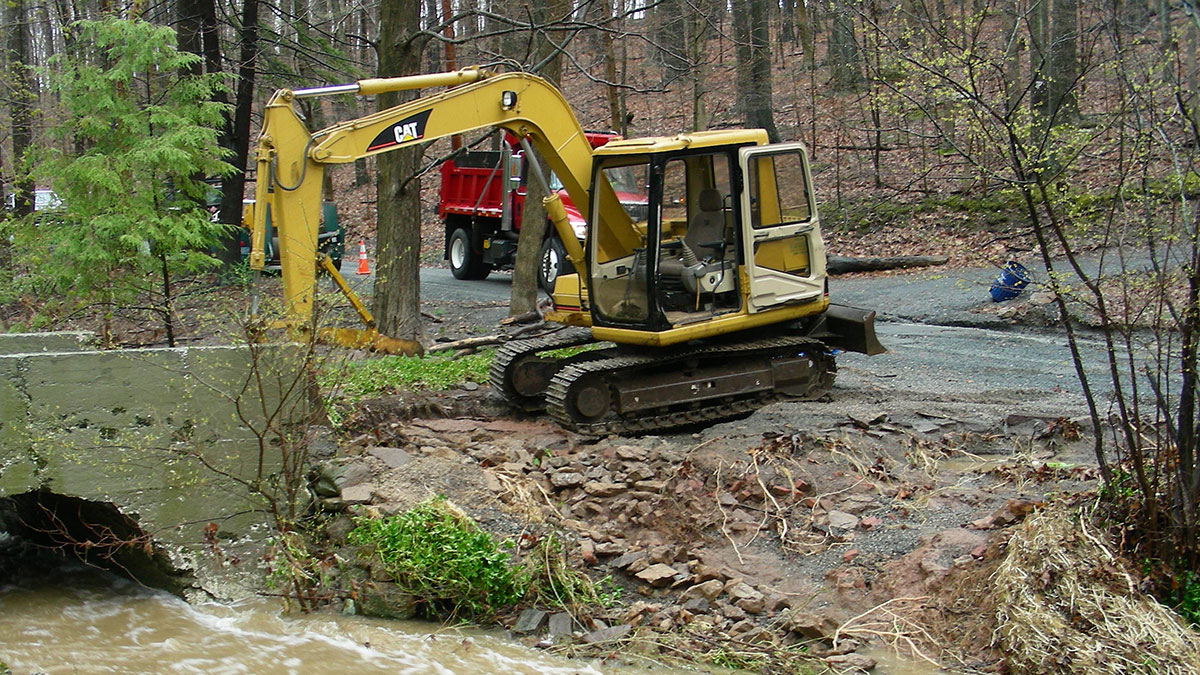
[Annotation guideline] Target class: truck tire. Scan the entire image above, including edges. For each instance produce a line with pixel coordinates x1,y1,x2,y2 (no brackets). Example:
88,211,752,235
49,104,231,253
539,235,574,293
449,227,491,280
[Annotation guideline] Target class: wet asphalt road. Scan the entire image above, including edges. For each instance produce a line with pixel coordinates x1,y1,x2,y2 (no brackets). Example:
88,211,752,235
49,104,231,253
342,259,1151,415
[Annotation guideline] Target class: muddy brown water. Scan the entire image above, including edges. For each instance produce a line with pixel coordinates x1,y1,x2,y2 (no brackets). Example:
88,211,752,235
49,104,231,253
0,561,945,674
0,560,635,675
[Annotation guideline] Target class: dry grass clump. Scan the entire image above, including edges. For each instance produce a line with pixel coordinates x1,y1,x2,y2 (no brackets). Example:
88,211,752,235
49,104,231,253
994,509,1200,674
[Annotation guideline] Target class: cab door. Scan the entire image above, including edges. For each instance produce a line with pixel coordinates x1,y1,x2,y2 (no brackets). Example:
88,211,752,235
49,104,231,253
738,143,826,312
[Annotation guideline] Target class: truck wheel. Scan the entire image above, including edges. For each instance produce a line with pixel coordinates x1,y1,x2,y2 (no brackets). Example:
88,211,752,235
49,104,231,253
538,236,574,293
449,227,490,280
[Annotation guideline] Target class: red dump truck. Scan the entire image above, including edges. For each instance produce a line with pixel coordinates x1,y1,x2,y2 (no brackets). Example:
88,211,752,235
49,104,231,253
439,131,622,291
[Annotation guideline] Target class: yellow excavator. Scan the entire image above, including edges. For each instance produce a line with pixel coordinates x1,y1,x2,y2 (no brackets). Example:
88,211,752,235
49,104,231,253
251,67,884,434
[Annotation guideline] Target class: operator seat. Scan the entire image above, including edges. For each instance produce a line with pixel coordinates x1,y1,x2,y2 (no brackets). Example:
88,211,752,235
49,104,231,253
661,188,727,276
687,188,727,258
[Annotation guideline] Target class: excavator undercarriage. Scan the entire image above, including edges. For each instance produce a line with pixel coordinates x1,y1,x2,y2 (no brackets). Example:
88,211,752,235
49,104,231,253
490,325,844,435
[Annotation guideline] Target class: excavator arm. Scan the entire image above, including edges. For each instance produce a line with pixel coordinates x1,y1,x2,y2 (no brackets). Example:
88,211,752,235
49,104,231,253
252,67,636,351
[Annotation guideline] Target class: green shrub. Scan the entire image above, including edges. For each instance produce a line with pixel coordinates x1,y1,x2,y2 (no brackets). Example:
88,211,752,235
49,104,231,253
349,497,525,619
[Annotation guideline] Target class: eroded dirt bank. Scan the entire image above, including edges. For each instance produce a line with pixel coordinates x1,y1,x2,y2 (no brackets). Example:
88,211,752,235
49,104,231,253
312,366,1104,672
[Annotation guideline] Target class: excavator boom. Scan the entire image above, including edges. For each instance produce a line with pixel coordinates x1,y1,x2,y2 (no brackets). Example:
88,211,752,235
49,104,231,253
252,68,629,341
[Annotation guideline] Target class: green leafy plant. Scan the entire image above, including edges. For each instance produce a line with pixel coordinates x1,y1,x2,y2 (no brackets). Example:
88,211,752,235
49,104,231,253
324,350,493,400
348,496,526,618
15,17,232,346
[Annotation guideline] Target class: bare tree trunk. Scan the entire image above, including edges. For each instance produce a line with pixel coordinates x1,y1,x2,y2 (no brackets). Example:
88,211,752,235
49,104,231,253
828,2,862,90
781,0,796,43
225,0,259,229
733,0,779,140
6,0,36,221
796,0,815,69
373,0,425,341
1003,2,1022,116
509,0,569,316
1046,0,1079,124
183,0,243,266
1159,0,1171,51
649,0,687,80
601,0,623,131
686,0,710,130
1029,0,1050,116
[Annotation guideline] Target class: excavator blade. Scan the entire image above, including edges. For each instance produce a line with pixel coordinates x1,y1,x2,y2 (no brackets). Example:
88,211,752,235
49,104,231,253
809,304,887,356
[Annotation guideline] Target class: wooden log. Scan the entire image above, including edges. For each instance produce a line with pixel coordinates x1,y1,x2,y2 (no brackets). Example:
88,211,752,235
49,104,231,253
428,334,507,353
500,310,542,325
827,255,950,275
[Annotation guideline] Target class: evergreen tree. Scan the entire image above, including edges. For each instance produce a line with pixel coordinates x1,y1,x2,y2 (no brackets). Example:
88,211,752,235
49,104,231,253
19,18,233,345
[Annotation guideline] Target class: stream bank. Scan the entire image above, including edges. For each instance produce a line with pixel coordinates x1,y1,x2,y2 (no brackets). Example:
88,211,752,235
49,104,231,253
302,376,1112,672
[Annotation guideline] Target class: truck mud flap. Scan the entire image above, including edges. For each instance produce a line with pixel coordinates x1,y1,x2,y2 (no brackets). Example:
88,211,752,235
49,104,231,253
808,304,887,356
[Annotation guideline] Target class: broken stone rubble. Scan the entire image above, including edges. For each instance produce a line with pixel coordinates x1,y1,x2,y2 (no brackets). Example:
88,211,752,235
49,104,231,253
319,387,1100,671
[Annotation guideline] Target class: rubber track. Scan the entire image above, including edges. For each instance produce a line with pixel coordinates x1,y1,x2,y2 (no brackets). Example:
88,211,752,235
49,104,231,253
488,328,597,411
545,336,834,435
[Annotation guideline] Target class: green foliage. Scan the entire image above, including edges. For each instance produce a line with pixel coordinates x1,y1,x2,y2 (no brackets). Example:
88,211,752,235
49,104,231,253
1166,571,1200,628
324,350,493,400
522,536,621,610
1099,469,1138,502
349,497,526,618
13,18,232,305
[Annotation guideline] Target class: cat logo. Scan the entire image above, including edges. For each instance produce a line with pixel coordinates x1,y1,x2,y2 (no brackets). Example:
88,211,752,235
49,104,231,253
366,110,432,152
393,122,420,143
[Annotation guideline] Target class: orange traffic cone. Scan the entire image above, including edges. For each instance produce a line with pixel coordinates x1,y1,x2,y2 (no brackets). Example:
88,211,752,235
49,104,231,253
356,239,370,275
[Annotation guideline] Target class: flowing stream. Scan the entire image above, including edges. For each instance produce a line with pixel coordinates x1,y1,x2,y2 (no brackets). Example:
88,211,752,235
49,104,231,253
0,551,625,675
0,542,937,674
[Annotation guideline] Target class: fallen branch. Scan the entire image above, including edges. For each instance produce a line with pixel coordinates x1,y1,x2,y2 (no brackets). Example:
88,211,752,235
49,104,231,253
501,310,542,325
827,255,950,275
427,334,507,353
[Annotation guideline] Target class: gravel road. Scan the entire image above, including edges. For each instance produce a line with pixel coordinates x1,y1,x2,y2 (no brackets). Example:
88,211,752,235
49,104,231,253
380,259,1138,413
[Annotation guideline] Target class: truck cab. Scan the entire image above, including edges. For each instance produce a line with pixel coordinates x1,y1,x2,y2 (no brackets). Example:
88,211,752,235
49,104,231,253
439,131,640,291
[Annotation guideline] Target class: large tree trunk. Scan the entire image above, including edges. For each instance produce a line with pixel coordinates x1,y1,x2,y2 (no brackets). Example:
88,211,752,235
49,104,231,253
179,0,242,266
600,0,623,132
373,0,425,341
781,0,796,43
733,0,779,141
1046,0,1078,125
686,0,711,131
223,0,259,248
508,0,569,316
1002,2,1022,117
795,0,815,70
828,3,862,90
1029,0,1050,117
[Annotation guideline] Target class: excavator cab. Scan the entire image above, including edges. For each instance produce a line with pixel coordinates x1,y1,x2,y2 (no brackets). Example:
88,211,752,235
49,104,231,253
582,132,828,346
